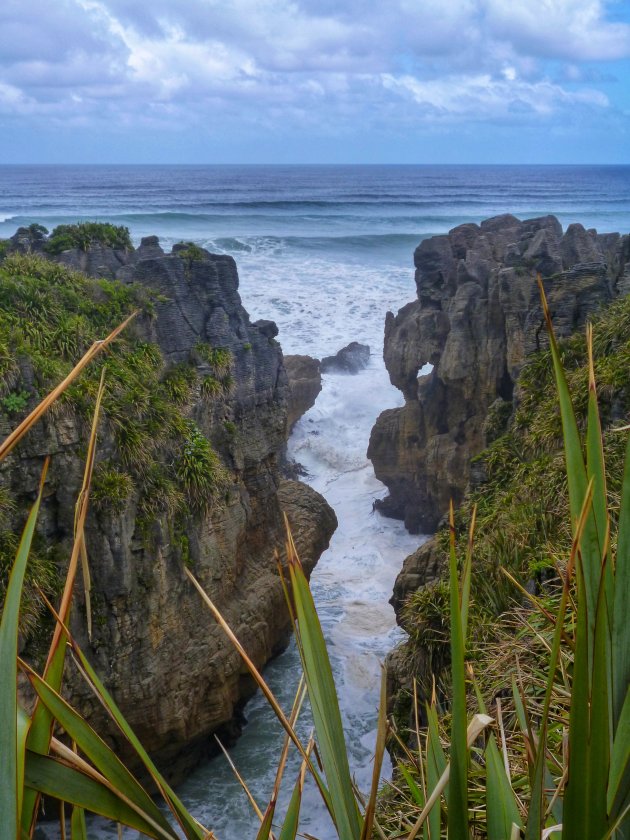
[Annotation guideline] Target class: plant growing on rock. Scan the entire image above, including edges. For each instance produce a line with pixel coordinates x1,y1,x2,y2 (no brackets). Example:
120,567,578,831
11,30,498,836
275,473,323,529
177,421,227,512
44,222,132,255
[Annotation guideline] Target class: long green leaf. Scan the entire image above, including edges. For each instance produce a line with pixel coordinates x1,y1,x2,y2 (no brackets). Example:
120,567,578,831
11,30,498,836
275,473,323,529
485,733,523,840
288,540,362,840
539,280,601,633
609,686,630,815
563,552,593,836
0,462,47,840
277,778,302,840
472,681,522,839
24,665,177,838
613,432,630,729
586,558,612,838
70,806,87,840
255,803,276,840
24,751,169,838
278,740,311,840
399,765,425,809
426,701,446,840
16,705,31,825
447,502,468,838
67,640,207,839
585,324,609,569
460,505,476,640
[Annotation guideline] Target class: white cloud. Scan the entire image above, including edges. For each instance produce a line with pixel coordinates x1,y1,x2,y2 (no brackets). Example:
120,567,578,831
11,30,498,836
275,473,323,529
381,72,609,119
483,0,630,61
0,0,627,133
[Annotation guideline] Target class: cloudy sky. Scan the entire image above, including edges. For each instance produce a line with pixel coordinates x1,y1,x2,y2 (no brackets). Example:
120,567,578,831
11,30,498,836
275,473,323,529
1,0,629,163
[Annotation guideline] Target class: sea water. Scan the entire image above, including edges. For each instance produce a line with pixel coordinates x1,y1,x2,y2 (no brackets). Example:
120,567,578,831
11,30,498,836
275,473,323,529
5,165,629,839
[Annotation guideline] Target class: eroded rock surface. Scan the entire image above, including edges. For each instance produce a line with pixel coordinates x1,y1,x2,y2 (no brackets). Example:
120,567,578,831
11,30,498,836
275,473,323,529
321,341,370,374
369,215,630,534
284,354,322,432
4,232,337,781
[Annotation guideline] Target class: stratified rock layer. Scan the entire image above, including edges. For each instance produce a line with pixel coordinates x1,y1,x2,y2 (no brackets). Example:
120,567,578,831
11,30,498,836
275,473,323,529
284,355,322,431
369,215,630,534
4,232,336,780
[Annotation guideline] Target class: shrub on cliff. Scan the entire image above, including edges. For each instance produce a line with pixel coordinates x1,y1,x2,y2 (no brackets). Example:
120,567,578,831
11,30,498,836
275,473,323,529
0,254,227,643
44,221,132,255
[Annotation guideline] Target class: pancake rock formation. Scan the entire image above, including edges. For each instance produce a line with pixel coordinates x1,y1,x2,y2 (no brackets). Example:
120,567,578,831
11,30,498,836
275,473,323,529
369,214,630,535
3,229,336,781
283,354,322,432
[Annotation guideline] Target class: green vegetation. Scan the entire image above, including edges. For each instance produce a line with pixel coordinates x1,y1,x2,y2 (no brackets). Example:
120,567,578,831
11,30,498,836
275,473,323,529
195,341,233,373
194,343,235,394
0,254,228,643
1,390,29,415
200,374,222,399
177,421,225,512
44,222,132,255
91,464,134,515
174,241,207,262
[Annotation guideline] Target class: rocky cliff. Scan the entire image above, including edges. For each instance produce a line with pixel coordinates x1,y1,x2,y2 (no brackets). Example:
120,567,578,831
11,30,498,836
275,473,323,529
1,228,336,780
369,214,630,534
283,354,322,432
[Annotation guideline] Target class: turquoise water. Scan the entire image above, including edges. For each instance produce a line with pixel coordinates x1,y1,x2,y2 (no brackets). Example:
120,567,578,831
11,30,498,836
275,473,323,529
13,165,628,839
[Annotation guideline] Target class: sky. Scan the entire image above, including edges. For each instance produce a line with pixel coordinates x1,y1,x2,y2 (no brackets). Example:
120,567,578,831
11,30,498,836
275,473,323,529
0,0,629,164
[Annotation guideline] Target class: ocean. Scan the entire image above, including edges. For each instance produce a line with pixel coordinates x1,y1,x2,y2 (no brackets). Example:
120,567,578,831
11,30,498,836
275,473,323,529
5,165,629,839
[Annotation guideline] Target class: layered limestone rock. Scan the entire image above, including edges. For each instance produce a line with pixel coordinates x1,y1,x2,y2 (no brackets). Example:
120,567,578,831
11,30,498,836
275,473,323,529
283,354,322,432
3,231,336,780
369,214,630,534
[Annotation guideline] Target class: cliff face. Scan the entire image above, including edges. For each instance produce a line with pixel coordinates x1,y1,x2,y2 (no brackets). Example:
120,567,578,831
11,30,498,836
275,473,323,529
283,354,322,432
2,231,336,780
369,214,630,534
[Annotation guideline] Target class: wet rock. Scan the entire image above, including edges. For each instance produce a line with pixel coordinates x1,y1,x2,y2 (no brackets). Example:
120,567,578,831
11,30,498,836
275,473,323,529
321,341,370,373
284,354,322,432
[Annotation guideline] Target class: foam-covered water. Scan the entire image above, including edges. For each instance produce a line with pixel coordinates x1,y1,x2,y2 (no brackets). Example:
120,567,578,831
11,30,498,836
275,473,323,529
13,165,628,838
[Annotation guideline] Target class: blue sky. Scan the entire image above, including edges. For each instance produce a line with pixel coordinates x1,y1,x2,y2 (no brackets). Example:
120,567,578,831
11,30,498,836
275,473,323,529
1,0,629,163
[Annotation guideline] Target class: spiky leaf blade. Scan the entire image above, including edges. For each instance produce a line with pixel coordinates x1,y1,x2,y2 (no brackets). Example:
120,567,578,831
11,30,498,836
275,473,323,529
70,806,87,840
25,667,176,837
24,752,170,838
288,548,362,840
0,465,46,840
447,502,468,838
485,732,523,840
613,433,630,728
